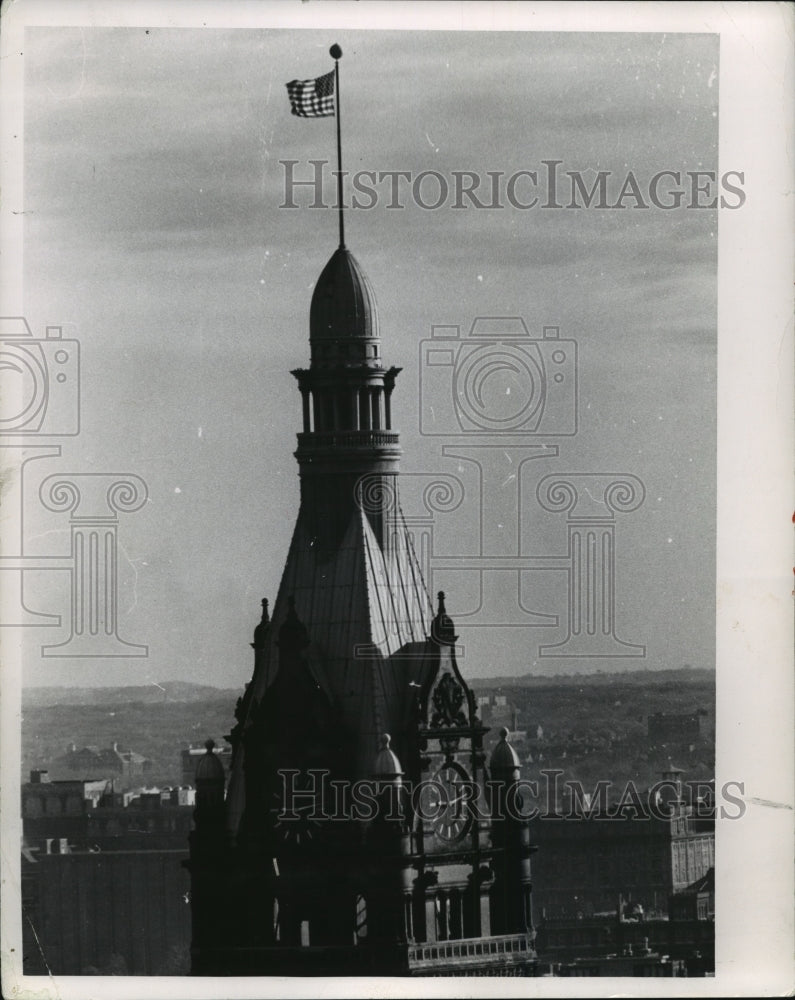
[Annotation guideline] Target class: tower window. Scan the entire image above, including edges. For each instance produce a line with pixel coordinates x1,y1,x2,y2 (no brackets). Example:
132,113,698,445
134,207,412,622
355,894,368,943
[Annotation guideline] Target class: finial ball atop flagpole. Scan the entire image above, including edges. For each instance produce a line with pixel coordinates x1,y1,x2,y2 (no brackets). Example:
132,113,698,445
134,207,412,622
330,44,342,60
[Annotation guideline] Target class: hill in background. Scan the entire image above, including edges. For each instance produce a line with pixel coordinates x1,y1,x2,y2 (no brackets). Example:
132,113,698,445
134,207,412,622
22,681,240,708
21,668,714,792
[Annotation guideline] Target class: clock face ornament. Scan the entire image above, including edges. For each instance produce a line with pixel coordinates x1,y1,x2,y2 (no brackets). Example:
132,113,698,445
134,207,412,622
271,776,322,849
427,762,472,843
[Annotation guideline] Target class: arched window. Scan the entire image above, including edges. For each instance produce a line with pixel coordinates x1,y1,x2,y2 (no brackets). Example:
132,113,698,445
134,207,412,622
355,894,367,943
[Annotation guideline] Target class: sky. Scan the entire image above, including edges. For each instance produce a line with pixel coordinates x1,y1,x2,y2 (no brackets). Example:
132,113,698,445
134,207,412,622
13,24,719,688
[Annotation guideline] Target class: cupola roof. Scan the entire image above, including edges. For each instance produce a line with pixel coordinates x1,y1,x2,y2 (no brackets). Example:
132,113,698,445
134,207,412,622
310,247,379,342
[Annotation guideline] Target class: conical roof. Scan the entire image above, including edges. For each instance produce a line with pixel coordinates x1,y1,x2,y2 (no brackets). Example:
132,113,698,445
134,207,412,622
310,247,379,341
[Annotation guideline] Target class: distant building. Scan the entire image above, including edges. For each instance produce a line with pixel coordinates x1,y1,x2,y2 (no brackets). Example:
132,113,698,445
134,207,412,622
22,772,196,855
22,773,112,855
22,849,190,975
555,948,685,978
477,694,526,741
669,867,714,923
667,868,715,975
531,774,715,920
21,769,194,975
535,868,715,977
44,743,152,786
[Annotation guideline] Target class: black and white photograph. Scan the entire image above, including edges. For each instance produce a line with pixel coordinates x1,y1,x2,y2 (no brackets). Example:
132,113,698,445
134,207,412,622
1,1,792,996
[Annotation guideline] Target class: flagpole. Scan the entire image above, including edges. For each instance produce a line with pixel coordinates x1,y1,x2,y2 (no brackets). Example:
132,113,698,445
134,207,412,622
330,44,345,249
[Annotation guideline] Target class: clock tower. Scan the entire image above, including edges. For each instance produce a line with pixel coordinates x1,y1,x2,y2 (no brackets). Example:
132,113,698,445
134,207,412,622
187,240,538,977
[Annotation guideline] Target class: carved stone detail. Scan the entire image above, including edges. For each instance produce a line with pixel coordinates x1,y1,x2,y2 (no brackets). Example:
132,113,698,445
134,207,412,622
429,672,468,729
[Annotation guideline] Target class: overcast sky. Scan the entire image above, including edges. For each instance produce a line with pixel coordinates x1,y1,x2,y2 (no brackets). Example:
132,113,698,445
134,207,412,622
16,25,719,688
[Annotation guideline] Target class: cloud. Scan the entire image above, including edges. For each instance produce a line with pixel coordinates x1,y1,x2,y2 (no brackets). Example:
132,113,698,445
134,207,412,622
20,26,720,684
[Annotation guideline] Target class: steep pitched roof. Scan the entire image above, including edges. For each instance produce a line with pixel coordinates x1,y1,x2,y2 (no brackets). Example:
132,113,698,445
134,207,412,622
225,502,437,837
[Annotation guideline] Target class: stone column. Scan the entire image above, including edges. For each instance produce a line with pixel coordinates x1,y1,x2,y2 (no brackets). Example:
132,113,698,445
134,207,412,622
371,388,382,431
352,389,360,430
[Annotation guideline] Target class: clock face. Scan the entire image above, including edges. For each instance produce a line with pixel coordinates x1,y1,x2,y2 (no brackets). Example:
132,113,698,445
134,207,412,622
271,777,321,850
429,763,472,843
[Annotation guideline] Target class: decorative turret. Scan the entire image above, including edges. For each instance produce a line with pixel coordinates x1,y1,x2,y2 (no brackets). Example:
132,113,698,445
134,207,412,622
194,739,226,823
368,733,412,950
291,246,402,553
373,733,403,782
488,730,534,939
431,590,457,646
252,598,270,650
489,727,521,775
371,732,406,832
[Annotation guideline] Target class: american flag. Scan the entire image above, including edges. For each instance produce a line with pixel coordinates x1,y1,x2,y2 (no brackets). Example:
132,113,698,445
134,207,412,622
286,70,335,118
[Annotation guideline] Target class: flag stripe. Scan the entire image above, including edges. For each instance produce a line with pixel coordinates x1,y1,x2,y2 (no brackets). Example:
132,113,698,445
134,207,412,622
286,70,335,118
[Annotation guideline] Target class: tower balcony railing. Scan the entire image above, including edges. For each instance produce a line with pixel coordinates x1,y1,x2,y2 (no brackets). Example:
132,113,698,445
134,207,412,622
407,932,535,972
297,430,400,450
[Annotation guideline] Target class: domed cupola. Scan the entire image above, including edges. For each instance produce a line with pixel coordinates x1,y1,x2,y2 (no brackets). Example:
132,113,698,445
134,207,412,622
195,739,226,784
194,739,226,820
489,728,522,774
373,733,403,781
309,247,381,367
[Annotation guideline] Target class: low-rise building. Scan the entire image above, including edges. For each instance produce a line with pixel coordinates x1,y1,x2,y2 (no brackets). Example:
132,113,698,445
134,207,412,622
21,768,195,975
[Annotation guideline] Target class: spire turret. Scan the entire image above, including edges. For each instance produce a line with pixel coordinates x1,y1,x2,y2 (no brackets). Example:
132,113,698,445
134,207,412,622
291,245,402,553
252,598,270,649
431,590,457,645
